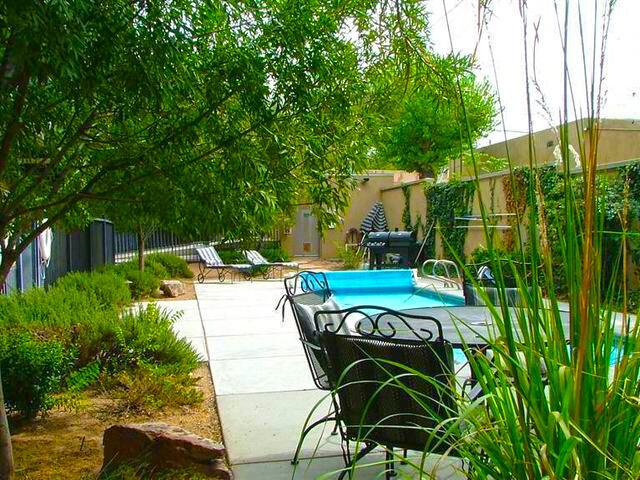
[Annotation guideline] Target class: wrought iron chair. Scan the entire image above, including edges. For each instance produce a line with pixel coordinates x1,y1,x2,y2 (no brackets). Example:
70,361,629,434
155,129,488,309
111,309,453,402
277,271,341,464
315,306,465,480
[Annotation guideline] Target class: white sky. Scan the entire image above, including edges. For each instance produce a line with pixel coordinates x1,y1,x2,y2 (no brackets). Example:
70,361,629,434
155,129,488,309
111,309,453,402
428,0,640,145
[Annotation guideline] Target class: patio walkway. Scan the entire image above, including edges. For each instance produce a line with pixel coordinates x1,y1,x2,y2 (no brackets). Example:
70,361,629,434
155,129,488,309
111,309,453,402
161,280,464,479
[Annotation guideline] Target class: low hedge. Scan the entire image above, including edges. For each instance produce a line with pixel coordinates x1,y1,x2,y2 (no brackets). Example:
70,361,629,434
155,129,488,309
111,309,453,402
0,271,200,418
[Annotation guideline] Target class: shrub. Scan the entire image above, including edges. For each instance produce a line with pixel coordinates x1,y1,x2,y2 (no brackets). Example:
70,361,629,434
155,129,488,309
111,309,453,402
106,304,200,372
0,282,108,334
55,271,131,310
218,250,245,264
124,270,160,299
335,244,365,270
109,363,202,414
146,253,193,278
260,246,290,262
142,260,170,280
0,332,75,418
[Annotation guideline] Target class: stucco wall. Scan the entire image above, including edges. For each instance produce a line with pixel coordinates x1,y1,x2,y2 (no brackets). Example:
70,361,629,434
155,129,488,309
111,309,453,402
474,119,640,173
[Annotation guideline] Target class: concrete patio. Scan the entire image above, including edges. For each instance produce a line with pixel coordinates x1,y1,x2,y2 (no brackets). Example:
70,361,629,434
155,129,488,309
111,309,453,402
160,279,464,479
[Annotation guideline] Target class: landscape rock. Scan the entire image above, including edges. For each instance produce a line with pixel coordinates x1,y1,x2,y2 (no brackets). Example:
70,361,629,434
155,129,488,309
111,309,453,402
103,422,230,479
160,280,185,297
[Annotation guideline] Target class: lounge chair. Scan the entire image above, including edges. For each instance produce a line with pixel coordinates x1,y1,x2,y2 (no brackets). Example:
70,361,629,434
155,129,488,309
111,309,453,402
195,246,253,283
242,250,299,279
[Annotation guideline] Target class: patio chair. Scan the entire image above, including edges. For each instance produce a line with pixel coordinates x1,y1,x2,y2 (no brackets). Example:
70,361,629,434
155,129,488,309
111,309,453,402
316,319,464,480
243,249,299,279
195,246,253,283
279,271,345,464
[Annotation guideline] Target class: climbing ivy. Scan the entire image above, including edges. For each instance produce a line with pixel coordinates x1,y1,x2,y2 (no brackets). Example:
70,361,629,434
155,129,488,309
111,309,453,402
505,162,640,298
424,179,476,262
401,184,412,231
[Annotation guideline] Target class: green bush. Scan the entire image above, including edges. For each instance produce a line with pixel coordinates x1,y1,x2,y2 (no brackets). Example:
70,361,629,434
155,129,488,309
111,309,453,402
142,260,170,280
107,304,200,372
109,363,202,414
146,253,193,278
335,244,365,270
55,271,131,309
0,282,108,334
124,270,160,299
260,246,290,262
218,250,245,264
0,332,75,418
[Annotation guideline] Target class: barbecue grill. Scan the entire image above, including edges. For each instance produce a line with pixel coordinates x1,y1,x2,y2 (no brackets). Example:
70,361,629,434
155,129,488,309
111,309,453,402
362,230,418,269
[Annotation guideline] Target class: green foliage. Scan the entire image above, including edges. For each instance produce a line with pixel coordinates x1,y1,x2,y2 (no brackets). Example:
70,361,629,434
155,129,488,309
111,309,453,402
0,333,74,418
0,273,200,417
55,272,131,310
335,244,365,270
108,363,202,415
384,55,496,175
401,185,412,231
424,180,476,262
107,304,200,373
260,246,291,263
218,250,245,265
123,270,160,299
146,253,193,279
0,0,437,287
94,462,211,480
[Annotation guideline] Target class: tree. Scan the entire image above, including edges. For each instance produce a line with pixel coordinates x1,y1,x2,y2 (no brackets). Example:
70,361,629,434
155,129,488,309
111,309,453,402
383,54,496,176
0,1,432,475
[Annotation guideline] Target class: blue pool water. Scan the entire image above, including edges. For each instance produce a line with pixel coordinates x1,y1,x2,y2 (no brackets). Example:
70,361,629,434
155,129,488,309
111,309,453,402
313,270,630,367
324,270,464,311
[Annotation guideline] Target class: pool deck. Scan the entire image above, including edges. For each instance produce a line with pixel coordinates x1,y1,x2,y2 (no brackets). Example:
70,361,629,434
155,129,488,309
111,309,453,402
157,280,464,479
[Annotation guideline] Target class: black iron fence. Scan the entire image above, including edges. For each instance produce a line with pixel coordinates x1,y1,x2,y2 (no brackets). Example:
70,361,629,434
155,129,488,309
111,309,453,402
114,228,282,263
3,219,115,293
3,221,281,294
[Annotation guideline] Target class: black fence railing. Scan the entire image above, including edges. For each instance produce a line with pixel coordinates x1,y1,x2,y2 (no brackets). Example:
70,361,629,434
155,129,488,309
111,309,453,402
114,228,282,264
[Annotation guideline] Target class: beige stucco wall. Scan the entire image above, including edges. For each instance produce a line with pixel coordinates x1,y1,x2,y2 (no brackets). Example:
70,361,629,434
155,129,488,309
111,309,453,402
474,118,640,172
281,171,421,259
380,180,430,238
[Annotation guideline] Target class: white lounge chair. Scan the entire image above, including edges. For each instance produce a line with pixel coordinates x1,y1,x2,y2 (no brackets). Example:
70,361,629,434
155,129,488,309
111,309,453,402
242,250,299,279
196,246,253,283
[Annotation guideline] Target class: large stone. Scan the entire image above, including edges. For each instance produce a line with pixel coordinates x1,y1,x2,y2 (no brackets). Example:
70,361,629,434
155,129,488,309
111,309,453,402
160,280,185,298
103,422,231,479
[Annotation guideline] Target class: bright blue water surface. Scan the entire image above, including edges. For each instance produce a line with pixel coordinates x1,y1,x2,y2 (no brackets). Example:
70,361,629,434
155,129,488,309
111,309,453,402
317,270,630,366
325,270,464,311
322,270,468,363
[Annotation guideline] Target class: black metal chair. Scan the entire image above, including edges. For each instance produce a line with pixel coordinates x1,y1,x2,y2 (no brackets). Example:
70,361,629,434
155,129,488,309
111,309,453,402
277,271,342,464
315,306,464,480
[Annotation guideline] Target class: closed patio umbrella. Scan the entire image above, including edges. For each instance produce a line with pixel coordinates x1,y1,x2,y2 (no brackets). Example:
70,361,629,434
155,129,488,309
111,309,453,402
360,201,388,234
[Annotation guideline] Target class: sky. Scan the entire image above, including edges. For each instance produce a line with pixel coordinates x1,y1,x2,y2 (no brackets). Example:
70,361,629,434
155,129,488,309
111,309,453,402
427,0,640,145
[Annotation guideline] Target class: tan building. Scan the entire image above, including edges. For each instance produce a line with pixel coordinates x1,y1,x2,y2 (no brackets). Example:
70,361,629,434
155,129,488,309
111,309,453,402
283,118,640,260
477,118,640,170
281,171,420,259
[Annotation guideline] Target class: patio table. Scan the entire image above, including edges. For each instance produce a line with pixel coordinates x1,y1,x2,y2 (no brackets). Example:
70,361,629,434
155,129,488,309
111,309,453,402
342,305,572,348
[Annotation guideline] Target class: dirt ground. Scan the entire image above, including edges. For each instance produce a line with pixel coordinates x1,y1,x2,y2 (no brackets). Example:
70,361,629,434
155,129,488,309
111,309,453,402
10,364,223,480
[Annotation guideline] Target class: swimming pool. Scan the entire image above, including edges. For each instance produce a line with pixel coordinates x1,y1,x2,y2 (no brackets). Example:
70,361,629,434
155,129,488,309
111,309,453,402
323,269,463,311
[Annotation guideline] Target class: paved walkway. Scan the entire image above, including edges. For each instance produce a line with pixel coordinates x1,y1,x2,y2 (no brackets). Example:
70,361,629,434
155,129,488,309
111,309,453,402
159,280,463,479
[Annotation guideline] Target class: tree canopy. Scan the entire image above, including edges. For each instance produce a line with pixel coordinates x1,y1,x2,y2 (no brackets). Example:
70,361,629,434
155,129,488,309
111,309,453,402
380,54,496,176
0,0,432,281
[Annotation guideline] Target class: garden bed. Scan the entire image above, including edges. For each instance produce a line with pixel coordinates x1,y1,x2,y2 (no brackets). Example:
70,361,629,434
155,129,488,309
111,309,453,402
11,364,224,480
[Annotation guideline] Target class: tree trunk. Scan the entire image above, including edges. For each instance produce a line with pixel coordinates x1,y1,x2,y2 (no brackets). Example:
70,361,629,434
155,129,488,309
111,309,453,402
0,368,14,480
137,225,145,271
0,262,14,480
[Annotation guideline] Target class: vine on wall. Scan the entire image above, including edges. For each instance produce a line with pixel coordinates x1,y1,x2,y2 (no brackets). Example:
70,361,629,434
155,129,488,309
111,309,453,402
401,184,412,231
501,167,529,251
424,180,476,262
